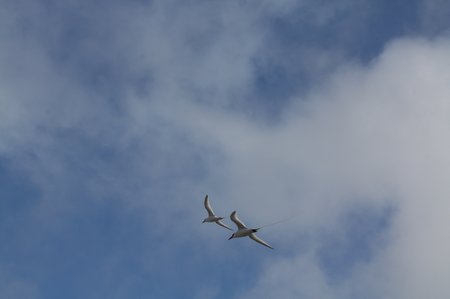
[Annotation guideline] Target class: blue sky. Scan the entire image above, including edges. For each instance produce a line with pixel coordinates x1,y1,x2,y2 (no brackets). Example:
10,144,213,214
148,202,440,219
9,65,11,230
2,0,450,298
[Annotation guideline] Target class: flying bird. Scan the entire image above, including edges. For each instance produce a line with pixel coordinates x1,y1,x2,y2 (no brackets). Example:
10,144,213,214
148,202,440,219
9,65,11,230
228,210,274,249
202,195,232,230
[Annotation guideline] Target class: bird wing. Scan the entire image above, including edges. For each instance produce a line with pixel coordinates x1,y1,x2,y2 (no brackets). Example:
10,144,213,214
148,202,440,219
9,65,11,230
249,233,274,249
204,195,215,216
215,220,232,230
230,211,247,230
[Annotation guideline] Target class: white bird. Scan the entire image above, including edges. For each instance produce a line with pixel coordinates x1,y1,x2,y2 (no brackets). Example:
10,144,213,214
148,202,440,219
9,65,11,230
202,195,232,230
228,210,274,249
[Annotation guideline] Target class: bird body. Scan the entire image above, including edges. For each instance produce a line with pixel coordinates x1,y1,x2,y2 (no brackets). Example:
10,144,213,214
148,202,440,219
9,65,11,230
230,228,257,238
203,215,224,223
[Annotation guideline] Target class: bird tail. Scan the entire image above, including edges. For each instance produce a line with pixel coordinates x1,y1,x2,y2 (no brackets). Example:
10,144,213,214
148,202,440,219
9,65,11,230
257,216,294,230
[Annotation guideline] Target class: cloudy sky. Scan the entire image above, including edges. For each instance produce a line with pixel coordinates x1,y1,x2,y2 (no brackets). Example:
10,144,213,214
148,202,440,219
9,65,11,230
1,0,450,298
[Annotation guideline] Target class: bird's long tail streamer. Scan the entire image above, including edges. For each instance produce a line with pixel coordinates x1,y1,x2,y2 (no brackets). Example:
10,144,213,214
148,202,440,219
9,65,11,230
257,216,295,230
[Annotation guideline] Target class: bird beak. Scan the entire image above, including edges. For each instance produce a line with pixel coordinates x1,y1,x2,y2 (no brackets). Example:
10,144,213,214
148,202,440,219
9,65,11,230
228,235,233,240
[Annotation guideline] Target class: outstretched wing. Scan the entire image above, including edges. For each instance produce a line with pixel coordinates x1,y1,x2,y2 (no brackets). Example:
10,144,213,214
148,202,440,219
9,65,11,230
204,195,215,216
215,220,232,230
249,233,274,249
230,211,247,230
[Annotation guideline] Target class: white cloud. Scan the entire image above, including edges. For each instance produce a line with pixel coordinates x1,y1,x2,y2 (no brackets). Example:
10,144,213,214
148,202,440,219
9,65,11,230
180,36,450,298
240,253,337,299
